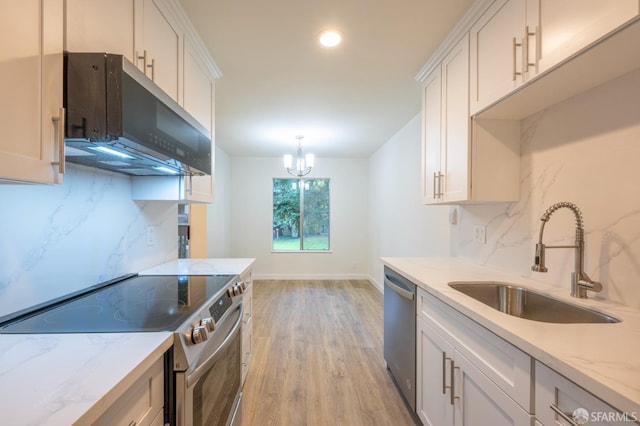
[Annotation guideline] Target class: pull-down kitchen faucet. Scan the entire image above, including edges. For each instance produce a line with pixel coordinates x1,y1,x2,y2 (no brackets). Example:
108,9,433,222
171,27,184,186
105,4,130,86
531,202,602,298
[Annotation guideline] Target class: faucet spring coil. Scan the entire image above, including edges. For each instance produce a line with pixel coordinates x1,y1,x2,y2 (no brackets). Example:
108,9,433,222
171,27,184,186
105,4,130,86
540,201,584,230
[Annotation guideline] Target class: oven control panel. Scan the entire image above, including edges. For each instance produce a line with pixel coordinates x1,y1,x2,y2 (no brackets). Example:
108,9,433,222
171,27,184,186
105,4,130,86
210,291,233,322
187,284,240,346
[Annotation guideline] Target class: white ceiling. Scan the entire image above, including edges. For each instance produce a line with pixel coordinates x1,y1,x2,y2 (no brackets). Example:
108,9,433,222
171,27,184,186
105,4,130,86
178,0,474,158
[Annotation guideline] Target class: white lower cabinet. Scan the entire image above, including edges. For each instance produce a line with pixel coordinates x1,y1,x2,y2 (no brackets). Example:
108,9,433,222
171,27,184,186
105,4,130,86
453,348,532,426
535,361,635,426
416,316,454,425
94,355,164,426
416,288,533,426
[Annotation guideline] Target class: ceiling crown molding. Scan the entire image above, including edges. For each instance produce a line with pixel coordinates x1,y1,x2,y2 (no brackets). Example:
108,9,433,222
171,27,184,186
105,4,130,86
415,0,494,82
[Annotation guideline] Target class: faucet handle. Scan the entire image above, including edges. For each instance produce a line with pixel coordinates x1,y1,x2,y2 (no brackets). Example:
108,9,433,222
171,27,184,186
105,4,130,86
531,243,548,272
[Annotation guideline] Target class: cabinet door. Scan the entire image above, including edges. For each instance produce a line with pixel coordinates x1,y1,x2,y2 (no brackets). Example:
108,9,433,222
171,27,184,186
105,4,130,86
528,0,639,76
470,0,526,115
535,362,633,426
440,34,470,203
184,37,214,136
421,67,442,204
0,0,63,184
454,349,532,426
94,355,164,426
65,0,135,62
136,0,182,102
183,38,215,203
416,317,454,426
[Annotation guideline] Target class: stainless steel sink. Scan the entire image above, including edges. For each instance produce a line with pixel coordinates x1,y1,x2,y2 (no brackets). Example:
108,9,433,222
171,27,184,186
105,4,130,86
448,282,620,324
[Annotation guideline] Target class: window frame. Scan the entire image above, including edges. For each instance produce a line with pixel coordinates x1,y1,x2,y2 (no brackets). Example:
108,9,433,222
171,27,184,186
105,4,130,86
271,177,331,253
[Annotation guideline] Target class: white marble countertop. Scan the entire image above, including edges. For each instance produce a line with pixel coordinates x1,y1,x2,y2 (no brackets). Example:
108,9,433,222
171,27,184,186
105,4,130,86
381,257,640,415
0,332,173,426
0,258,255,425
138,257,255,276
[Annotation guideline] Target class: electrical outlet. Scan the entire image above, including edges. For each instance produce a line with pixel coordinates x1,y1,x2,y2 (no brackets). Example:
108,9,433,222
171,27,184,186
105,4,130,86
473,224,486,244
146,226,156,246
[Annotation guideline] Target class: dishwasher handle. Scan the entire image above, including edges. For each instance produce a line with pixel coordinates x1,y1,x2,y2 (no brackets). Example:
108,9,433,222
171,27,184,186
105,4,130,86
384,276,415,301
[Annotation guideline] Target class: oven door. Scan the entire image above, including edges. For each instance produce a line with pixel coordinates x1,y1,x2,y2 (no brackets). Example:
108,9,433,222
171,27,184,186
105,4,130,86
175,302,243,426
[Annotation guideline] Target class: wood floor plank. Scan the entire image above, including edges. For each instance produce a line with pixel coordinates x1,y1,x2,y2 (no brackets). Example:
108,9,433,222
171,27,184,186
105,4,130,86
240,279,417,426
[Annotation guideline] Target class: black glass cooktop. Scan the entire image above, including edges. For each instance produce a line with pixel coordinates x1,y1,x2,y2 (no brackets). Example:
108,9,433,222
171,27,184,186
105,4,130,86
0,275,235,333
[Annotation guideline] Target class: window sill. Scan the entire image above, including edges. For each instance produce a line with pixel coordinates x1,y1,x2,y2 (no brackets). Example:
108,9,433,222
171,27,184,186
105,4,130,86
271,250,333,254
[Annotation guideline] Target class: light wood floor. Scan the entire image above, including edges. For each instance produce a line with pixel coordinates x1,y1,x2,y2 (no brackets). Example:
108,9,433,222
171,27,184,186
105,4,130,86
240,279,417,426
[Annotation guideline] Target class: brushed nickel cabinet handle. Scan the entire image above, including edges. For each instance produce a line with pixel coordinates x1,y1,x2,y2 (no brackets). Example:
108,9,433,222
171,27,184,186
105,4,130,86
524,26,536,71
549,403,581,426
433,172,438,199
442,352,449,394
148,58,155,81
137,50,148,72
51,107,65,174
513,37,522,81
449,359,456,405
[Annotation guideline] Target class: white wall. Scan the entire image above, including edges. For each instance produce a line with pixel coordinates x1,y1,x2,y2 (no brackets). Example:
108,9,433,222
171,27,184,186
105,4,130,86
367,114,451,290
228,156,369,279
206,145,232,257
454,69,640,309
0,165,178,319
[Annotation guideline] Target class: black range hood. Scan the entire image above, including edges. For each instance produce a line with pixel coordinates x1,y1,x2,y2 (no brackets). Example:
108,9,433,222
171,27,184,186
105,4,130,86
64,52,211,176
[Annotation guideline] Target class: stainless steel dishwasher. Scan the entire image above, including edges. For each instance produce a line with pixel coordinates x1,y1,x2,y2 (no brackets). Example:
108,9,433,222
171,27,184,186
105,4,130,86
383,266,417,412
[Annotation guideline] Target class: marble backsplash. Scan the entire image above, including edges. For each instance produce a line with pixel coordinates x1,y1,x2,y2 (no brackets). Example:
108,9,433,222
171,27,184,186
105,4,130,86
453,69,640,309
0,165,178,319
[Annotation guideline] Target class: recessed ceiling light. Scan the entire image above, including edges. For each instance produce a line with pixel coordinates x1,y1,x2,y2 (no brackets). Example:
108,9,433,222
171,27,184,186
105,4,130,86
319,30,342,48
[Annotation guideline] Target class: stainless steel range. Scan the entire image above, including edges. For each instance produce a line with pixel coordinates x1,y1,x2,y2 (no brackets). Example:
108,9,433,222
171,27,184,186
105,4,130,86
0,274,247,426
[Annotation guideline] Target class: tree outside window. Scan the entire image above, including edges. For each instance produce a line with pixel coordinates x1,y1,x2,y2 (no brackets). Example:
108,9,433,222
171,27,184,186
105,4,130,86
272,178,330,251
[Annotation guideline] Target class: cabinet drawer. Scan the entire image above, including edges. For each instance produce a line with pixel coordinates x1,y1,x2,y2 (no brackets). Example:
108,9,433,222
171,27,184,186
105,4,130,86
535,362,635,425
94,355,164,426
418,288,532,411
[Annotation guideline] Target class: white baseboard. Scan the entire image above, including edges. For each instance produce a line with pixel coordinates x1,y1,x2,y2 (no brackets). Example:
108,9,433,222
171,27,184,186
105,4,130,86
253,273,369,280
252,273,384,294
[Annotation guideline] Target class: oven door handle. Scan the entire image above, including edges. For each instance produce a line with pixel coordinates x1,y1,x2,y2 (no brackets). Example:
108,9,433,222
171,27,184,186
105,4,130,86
186,302,244,388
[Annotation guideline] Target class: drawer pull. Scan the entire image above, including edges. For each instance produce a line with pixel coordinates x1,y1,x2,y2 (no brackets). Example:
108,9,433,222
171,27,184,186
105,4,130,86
549,403,582,426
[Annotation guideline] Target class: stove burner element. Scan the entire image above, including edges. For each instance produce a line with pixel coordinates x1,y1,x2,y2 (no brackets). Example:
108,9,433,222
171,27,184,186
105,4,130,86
44,305,104,325
114,299,186,323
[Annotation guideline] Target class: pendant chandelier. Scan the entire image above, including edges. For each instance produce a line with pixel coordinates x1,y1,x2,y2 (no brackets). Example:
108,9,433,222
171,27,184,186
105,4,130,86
283,135,314,177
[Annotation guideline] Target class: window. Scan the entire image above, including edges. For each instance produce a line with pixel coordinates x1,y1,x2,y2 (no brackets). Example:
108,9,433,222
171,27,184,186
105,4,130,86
272,178,330,251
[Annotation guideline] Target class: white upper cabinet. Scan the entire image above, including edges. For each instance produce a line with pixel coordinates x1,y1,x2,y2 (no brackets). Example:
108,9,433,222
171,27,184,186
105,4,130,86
421,66,442,203
470,0,639,115
134,0,183,103
65,0,136,62
422,35,470,204
470,0,527,115
527,0,639,77
67,0,185,104
0,0,64,184
440,35,470,204
421,33,520,205
183,36,215,138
